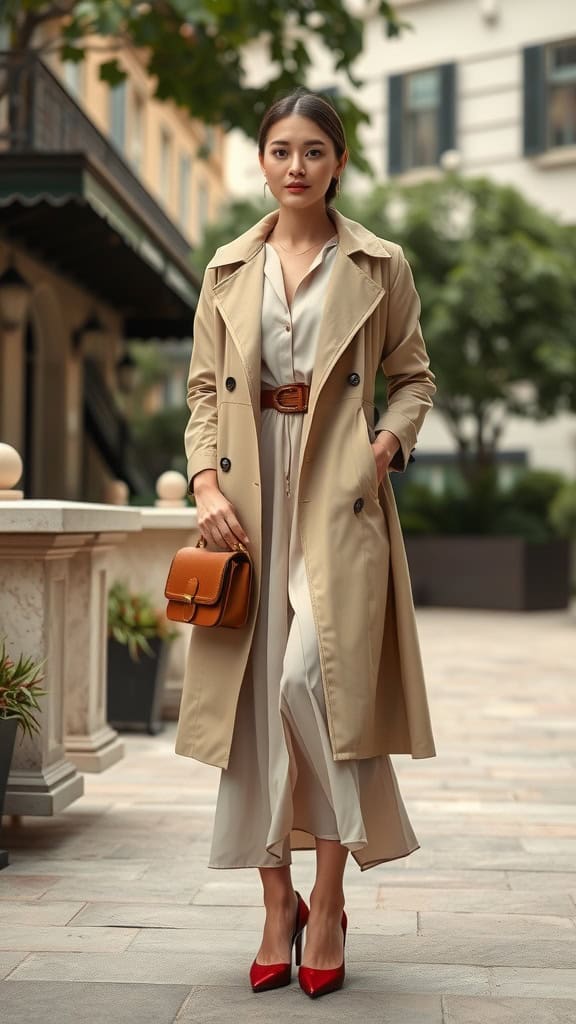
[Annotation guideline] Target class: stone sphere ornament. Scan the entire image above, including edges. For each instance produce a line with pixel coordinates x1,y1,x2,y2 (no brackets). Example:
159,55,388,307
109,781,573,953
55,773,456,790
0,442,24,500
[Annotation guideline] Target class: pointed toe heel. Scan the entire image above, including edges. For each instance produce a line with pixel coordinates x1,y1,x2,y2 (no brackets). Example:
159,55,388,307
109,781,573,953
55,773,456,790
298,909,347,999
250,890,310,993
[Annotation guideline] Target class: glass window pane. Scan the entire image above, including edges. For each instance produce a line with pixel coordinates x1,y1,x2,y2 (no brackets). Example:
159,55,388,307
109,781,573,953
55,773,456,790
179,153,191,229
160,127,171,201
405,109,438,168
407,69,440,112
547,82,576,146
548,39,576,83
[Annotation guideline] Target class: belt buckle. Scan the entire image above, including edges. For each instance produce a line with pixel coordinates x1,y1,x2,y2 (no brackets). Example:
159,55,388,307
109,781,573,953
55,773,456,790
274,383,306,412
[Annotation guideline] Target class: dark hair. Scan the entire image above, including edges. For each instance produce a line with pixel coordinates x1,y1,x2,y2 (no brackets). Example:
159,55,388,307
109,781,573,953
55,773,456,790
257,88,346,204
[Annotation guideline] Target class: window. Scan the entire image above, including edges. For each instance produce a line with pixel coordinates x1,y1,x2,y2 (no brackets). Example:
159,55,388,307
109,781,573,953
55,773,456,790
178,153,192,230
128,90,145,174
159,126,172,203
524,39,576,154
109,80,127,152
547,39,576,148
404,69,441,169
63,60,84,101
197,180,209,233
388,64,456,175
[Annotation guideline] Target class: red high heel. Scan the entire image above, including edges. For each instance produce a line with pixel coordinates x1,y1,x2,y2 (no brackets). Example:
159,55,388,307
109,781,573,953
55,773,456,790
249,891,310,993
298,908,348,998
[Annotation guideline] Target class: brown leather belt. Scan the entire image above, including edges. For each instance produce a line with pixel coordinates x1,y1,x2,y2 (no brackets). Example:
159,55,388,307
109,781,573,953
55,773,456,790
260,382,310,412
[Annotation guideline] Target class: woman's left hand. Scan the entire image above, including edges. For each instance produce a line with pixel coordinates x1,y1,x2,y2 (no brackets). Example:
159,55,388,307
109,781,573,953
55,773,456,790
371,430,401,484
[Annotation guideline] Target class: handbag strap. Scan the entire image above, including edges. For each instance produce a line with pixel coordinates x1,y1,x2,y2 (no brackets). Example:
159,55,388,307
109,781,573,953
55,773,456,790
196,534,249,555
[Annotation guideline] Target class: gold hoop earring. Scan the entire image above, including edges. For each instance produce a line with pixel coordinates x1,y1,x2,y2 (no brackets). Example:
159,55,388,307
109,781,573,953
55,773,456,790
335,177,341,197
263,180,268,197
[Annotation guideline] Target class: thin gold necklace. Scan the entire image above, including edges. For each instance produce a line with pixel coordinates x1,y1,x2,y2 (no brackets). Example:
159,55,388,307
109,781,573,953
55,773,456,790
273,237,328,256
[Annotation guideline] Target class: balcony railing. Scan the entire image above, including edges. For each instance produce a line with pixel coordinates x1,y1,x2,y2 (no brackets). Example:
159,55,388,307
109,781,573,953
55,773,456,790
0,51,191,263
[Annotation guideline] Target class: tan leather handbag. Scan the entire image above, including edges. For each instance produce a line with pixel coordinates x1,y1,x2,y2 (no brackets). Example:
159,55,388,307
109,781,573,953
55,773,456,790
164,535,253,628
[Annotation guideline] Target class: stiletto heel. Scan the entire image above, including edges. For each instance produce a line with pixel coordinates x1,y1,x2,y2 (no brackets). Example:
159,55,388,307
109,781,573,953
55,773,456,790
250,890,310,992
298,908,347,999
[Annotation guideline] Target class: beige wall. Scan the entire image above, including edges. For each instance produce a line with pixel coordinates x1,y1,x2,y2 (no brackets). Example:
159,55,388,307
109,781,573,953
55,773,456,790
40,25,227,246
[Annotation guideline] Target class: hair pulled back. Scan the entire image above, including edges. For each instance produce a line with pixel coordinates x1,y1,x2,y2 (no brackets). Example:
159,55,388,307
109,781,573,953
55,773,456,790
257,88,346,204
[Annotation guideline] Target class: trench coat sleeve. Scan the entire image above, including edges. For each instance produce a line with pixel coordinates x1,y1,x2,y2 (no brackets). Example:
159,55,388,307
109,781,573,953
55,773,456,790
374,247,437,472
184,269,219,495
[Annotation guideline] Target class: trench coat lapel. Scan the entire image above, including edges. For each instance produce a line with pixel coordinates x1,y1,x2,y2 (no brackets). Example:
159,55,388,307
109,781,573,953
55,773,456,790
208,208,390,450
212,248,265,437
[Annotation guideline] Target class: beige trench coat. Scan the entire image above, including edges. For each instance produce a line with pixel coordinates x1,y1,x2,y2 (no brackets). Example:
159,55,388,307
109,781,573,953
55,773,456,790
174,207,437,769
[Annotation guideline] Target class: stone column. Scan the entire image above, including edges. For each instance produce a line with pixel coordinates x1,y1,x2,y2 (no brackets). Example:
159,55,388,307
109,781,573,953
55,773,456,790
0,499,142,813
64,533,127,772
0,532,87,816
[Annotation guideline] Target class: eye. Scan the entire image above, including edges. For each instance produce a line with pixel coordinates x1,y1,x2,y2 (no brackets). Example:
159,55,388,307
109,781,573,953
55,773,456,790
271,148,287,158
306,149,323,158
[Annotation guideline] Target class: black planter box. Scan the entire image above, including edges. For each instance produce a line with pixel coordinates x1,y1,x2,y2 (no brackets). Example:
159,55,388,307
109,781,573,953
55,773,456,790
404,536,571,611
0,717,18,869
107,636,169,734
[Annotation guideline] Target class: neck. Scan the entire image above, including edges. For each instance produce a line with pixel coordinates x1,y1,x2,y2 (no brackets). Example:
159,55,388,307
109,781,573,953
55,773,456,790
272,202,335,246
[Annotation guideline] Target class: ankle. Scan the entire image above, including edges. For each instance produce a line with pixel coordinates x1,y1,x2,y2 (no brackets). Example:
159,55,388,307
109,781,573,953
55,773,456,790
308,888,345,915
263,888,297,914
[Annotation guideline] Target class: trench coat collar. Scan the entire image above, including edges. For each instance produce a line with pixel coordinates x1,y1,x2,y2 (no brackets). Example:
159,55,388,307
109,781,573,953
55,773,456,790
206,207,393,268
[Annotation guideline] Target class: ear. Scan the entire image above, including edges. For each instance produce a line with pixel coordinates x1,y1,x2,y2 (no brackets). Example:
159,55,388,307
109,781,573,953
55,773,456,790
337,149,349,176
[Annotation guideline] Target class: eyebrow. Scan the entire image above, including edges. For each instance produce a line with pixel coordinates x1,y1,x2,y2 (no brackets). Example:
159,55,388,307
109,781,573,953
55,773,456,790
269,139,327,146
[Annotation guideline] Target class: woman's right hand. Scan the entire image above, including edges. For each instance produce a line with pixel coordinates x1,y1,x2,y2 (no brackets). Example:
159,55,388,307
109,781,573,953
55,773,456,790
192,469,250,551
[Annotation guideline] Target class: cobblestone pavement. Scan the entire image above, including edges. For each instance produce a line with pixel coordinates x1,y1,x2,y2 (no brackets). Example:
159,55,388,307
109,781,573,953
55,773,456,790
1,605,575,1023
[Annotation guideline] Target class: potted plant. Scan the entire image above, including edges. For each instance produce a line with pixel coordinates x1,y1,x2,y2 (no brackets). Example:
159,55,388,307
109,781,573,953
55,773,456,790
0,637,47,869
400,469,572,611
106,581,176,734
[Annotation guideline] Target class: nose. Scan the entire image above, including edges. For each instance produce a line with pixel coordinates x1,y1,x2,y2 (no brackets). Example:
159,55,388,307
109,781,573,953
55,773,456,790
289,153,305,176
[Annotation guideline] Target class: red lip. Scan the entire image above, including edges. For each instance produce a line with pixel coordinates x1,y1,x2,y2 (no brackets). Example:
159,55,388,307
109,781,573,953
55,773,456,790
286,184,309,190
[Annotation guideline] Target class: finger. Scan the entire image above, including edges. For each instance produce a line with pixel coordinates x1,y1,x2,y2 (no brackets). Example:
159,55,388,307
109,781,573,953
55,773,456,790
225,510,250,545
218,515,245,550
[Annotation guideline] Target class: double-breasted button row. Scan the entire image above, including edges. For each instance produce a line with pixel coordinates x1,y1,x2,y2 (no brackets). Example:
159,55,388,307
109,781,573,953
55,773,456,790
220,457,231,472
225,376,236,391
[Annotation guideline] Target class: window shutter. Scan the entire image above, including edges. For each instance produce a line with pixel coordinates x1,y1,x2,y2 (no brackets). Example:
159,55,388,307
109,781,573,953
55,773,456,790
523,45,546,155
437,63,456,160
388,74,404,175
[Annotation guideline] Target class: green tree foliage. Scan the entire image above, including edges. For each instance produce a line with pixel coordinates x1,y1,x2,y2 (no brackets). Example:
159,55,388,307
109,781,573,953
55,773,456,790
4,0,405,173
342,176,576,484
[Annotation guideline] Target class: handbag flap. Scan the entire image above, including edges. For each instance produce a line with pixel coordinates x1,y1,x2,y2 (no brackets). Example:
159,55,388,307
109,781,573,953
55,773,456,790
165,547,242,606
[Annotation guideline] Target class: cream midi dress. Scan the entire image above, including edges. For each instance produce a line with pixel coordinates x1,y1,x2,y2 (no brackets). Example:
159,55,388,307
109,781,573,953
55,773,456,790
208,235,419,871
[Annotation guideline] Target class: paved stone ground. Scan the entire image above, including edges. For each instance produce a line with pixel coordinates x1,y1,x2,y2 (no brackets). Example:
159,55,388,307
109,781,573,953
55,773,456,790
1,604,575,1023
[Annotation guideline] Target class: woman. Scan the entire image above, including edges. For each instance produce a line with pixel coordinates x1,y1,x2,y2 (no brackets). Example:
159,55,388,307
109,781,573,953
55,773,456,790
175,88,437,998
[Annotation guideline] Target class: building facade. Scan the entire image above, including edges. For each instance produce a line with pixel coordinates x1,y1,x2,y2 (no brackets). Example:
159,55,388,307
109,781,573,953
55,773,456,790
0,18,227,501
226,0,576,482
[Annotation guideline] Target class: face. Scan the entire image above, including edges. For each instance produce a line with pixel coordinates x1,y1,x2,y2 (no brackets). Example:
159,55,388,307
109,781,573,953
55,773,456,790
259,114,347,210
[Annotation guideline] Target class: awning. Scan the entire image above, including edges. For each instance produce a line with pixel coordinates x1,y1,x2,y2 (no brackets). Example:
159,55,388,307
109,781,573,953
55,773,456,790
0,152,200,339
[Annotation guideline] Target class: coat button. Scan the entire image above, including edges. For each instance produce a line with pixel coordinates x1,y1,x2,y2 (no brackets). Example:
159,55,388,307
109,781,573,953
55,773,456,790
220,457,231,472
347,372,360,386
353,497,364,514
225,376,236,391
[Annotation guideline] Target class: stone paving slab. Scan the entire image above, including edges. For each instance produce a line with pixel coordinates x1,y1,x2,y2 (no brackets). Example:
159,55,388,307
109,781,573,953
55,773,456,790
0,901,86,925
0,924,141,953
0,981,190,1024
443,996,576,1023
177,986,444,1022
0,604,575,1022
0,952,29,980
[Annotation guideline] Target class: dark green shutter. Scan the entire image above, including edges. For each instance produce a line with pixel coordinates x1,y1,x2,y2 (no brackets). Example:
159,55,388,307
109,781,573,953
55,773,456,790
437,63,456,160
523,45,546,155
388,74,404,175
